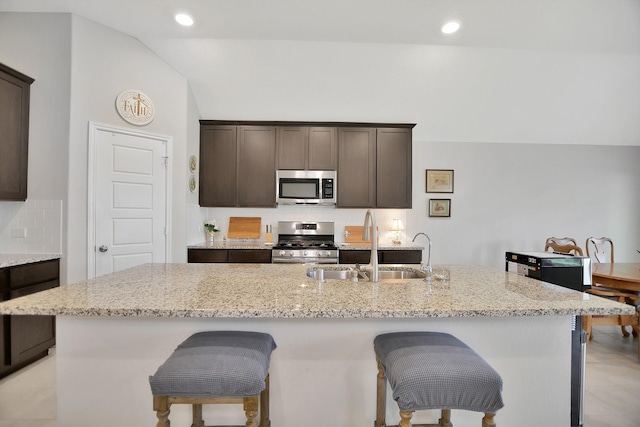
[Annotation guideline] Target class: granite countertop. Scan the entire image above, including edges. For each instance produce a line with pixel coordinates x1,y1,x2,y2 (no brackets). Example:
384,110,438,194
0,253,62,269
0,263,633,319
187,242,425,251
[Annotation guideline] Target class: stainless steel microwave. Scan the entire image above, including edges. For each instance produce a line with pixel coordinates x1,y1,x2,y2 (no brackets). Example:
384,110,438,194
276,170,336,205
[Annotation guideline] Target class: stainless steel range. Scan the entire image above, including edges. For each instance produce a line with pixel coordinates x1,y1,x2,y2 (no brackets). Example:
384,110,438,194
271,221,339,264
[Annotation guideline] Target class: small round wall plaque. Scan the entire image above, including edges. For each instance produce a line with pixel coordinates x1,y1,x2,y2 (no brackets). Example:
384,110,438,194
115,90,155,126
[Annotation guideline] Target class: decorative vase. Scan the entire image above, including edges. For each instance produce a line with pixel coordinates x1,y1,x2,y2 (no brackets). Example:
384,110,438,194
205,230,217,243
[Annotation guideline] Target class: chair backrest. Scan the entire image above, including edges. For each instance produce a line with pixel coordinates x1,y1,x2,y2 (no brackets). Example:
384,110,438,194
544,237,583,256
586,237,614,263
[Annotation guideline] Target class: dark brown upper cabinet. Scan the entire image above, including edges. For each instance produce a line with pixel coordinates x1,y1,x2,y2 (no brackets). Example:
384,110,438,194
237,126,276,207
199,125,237,207
199,125,276,207
276,126,337,170
199,120,413,209
376,128,412,208
0,63,34,201
337,128,376,208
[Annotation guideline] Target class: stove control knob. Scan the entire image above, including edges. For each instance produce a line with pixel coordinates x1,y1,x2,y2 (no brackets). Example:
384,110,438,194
279,250,286,256
325,251,331,256
304,250,309,257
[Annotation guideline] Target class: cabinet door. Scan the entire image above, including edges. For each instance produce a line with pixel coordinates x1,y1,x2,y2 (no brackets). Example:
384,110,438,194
337,128,376,207
187,249,229,263
199,125,237,207
379,250,422,264
308,127,337,170
9,281,57,365
276,127,308,170
339,250,372,264
376,128,412,208
228,250,272,263
237,126,277,207
0,64,33,201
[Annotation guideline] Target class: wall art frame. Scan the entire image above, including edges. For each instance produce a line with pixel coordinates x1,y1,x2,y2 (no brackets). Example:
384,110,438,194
429,199,451,217
426,169,454,193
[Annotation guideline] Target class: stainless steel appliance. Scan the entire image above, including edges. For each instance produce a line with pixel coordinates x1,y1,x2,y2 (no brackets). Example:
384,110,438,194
272,221,338,264
506,251,591,427
276,170,336,205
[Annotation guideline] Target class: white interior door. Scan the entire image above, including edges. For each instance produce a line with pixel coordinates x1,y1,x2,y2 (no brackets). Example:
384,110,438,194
89,123,170,278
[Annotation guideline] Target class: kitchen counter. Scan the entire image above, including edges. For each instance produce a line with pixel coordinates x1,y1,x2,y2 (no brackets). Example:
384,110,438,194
0,253,61,268
187,242,425,251
0,263,630,427
0,263,629,318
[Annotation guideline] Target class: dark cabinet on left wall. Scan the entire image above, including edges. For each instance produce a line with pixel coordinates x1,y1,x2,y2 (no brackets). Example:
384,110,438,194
0,63,34,201
1,259,59,379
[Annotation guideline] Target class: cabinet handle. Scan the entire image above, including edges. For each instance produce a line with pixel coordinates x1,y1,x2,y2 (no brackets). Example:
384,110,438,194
98,245,109,253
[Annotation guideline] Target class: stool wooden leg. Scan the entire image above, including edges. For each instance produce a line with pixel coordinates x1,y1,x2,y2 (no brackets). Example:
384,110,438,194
482,412,496,427
399,410,413,427
153,396,170,427
439,408,452,426
244,396,259,427
375,358,387,427
260,374,270,427
191,403,204,427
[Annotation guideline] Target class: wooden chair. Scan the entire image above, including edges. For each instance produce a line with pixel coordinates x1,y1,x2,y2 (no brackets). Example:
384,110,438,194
544,237,583,256
583,237,639,346
585,237,614,264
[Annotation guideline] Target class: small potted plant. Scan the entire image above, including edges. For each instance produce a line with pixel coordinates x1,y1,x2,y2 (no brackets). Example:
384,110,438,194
204,219,220,242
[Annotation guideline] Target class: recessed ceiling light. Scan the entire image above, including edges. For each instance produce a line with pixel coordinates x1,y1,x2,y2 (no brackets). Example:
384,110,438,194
175,13,194,27
441,21,460,34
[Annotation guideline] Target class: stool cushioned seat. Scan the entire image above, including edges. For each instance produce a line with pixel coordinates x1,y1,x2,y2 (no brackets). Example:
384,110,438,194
149,331,276,398
374,331,504,413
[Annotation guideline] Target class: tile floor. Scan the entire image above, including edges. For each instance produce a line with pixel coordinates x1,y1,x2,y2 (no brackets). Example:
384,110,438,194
0,326,638,427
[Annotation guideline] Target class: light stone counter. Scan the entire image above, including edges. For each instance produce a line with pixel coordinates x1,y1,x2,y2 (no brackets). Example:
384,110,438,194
187,242,425,251
2,262,630,427
0,253,61,268
0,263,631,318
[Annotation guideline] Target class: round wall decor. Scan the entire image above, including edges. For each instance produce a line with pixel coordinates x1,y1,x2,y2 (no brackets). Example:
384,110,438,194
115,90,155,126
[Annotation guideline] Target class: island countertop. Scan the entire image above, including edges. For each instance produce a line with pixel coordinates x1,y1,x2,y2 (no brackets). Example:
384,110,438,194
0,253,61,268
0,263,632,318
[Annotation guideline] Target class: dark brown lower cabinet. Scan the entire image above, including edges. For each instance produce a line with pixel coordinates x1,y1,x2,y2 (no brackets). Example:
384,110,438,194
188,249,272,263
1,258,59,379
338,250,422,265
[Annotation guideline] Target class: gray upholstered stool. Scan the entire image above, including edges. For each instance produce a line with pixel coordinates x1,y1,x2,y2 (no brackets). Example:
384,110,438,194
149,331,276,427
374,332,504,427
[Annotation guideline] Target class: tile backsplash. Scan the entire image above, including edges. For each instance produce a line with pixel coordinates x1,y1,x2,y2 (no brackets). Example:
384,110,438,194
0,199,62,254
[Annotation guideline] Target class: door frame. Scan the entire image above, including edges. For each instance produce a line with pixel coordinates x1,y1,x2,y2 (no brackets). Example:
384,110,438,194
87,121,172,279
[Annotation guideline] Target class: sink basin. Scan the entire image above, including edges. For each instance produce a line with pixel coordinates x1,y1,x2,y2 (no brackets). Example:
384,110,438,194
370,270,425,280
306,268,353,280
306,267,425,281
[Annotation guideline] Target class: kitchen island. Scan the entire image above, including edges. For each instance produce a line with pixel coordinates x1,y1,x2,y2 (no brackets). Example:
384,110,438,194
0,263,633,427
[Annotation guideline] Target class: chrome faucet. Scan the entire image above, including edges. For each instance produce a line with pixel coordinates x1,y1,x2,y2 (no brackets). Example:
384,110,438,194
412,232,432,278
363,210,379,282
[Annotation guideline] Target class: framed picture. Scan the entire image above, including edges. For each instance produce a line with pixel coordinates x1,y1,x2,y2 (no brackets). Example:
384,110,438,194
426,169,454,193
429,199,451,217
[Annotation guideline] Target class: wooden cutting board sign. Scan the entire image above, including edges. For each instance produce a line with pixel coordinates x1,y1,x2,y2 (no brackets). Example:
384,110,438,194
228,217,262,239
344,226,379,246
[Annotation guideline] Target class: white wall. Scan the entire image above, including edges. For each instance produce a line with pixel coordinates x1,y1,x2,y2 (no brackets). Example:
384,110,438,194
0,13,71,278
0,13,192,283
65,15,190,283
177,39,640,266
152,39,640,146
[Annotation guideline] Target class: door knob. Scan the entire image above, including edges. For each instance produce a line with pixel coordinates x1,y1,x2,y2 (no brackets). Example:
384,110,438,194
98,245,109,253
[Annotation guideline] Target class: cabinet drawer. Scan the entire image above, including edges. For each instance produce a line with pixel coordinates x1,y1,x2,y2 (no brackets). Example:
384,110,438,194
228,250,272,263
188,249,229,263
9,259,60,289
380,250,422,264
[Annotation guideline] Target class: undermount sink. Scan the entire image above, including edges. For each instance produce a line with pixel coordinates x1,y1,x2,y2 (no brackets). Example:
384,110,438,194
306,267,425,281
